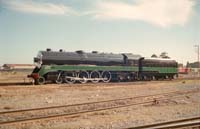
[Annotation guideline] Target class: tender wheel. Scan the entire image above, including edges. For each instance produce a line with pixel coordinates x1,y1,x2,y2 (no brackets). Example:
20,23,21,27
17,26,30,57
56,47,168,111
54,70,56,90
65,72,77,84
126,74,132,81
78,71,89,83
35,77,45,85
168,75,173,80
173,74,177,79
90,71,101,83
101,71,111,83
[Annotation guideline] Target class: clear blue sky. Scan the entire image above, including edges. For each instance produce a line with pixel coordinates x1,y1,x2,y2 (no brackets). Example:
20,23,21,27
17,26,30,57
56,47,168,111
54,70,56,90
0,0,199,65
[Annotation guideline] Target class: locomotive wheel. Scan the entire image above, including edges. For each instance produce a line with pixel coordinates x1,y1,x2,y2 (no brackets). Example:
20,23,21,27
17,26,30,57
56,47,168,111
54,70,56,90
90,71,101,83
55,71,63,84
65,72,77,84
35,77,45,85
56,78,63,84
143,75,147,81
155,76,159,80
78,71,89,83
101,71,111,83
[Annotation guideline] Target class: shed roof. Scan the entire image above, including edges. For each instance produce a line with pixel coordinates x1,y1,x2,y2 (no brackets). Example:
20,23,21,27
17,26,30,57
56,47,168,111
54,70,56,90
3,64,34,67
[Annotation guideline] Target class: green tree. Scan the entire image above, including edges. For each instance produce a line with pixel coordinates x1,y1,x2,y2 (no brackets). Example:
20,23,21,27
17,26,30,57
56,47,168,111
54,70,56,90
151,54,158,58
160,52,170,58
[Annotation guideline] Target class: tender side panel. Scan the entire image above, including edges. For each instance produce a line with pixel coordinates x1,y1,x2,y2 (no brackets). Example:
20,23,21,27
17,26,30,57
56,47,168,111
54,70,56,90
142,67,177,74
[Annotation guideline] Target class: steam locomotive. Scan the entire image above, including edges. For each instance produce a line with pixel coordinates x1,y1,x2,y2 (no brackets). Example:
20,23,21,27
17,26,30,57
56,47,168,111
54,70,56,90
28,49,178,85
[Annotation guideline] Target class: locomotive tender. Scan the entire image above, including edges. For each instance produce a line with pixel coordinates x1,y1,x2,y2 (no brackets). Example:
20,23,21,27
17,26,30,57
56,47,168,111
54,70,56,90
28,49,178,85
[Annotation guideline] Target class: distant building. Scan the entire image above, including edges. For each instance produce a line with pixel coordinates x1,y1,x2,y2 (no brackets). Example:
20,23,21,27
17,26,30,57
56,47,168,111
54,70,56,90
178,63,184,67
186,62,200,68
2,64,35,70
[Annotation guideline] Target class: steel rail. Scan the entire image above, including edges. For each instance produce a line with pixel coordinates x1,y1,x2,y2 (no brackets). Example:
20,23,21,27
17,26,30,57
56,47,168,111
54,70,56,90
0,77,199,86
0,97,190,125
126,116,200,129
0,88,199,126
0,88,198,115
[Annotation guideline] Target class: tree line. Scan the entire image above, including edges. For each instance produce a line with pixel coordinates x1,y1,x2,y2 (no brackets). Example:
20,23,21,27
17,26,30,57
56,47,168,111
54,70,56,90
151,52,170,58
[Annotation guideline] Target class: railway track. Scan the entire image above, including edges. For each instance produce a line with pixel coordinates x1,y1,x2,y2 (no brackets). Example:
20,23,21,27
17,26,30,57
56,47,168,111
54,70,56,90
127,116,200,129
0,88,199,126
0,76,199,86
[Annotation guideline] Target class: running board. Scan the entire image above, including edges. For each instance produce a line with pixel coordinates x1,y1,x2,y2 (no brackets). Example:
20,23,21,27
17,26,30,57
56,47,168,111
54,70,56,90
65,76,106,81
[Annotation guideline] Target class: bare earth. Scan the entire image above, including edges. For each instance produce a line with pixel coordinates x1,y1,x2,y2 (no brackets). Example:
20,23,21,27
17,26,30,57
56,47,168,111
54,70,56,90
0,72,200,129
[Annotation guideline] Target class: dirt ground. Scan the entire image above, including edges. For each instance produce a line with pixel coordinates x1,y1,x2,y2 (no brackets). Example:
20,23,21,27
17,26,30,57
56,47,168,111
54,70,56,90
0,72,200,129
0,71,32,84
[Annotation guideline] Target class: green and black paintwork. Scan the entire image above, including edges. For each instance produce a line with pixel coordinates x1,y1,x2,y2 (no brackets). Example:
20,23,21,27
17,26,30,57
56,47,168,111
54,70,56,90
29,58,177,84
139,58,177,80
28,49,178,84
30,65,139,84
36,65,138,76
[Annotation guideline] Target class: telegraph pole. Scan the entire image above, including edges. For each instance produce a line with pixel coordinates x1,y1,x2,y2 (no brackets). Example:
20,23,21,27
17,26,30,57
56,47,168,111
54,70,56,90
194,45,200,68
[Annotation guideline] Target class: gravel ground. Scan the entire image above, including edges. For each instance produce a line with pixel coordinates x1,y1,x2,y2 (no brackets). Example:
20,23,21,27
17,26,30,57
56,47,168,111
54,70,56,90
0,73,199,129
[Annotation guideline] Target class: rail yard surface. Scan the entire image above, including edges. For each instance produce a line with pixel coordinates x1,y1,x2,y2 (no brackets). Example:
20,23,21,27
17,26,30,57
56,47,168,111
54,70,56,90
0,72,200,129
